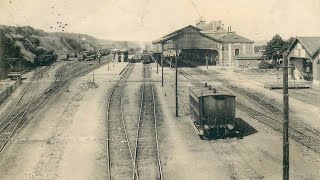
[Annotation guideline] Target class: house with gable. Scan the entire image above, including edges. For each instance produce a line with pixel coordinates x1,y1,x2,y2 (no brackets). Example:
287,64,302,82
287,37,320,87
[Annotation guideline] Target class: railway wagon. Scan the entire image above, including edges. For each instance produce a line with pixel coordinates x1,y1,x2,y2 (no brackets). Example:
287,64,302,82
142,50,152,64
189,84,236,138
34,54,57,66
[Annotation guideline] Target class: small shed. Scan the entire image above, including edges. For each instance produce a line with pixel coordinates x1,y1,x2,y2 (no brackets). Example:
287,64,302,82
234,54,263,69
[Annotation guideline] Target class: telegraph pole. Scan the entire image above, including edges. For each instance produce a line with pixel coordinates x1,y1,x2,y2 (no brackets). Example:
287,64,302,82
156,57,159,74
206,54,208,69
282,51,293,180
175,48,178,117
161,43,164,87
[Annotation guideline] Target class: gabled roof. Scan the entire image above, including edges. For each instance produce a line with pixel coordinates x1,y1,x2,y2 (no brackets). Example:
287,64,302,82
152,25,220,44
218,33,254,43
296,37,320,57
152,25,199,44
203,32,254,43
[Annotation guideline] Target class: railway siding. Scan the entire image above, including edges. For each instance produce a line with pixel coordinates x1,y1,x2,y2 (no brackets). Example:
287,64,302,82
179,66,320,154
0,58,112,154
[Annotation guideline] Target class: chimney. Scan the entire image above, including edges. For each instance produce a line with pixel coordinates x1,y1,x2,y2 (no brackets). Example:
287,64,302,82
230,26,232,32
204,83,208,87
208,85,212,90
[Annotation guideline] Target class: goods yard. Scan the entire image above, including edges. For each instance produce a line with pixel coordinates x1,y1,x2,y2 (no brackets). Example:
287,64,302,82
0,27,319,180
1,0,320,179
0,54,319,179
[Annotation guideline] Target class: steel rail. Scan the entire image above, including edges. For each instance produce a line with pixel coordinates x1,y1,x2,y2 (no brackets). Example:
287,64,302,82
0,59,112,153
151,84,163,180
0,68,39,127
0,70,42,152
106,63,135,180
120,78,139,180
133,66,145,180
133,64,163,180
179,66,320,153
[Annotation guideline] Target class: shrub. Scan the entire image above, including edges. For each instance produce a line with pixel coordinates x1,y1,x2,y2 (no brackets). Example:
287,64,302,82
258,60,275,69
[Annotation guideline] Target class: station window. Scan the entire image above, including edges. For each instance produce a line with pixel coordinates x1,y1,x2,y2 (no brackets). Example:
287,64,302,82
235,49,240,56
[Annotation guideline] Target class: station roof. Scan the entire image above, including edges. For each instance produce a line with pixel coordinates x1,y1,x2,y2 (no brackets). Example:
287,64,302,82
152,25,220,44
210,33,254,43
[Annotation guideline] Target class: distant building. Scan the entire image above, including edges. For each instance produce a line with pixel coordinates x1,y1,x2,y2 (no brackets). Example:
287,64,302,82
196,20,255,66
287,37,320,87
152,19,255,66
234,54,263,69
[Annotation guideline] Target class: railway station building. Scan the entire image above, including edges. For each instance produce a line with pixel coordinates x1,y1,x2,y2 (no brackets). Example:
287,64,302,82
111,48,129,62
287,37,320,87
152,20,255,66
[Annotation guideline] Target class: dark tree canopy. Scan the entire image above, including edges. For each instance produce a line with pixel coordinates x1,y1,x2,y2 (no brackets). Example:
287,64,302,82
264,34,294,62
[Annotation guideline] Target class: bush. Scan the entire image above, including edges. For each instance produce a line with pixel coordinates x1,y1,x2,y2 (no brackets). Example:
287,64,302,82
258,60,275,69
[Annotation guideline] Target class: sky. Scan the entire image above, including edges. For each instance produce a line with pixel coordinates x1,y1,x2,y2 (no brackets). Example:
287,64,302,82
0,0,319,42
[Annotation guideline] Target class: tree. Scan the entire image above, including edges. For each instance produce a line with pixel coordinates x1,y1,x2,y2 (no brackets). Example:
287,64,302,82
264,34,294,63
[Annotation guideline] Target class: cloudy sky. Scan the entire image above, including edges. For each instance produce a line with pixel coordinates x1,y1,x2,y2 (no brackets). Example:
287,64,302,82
0,0,319,41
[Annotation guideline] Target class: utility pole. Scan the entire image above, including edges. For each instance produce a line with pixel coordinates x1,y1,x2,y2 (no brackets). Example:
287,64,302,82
175,48,178,117
161,43,164,87
206,54,208,69
156,56,159,74
281,51,294,180
283,54,289,180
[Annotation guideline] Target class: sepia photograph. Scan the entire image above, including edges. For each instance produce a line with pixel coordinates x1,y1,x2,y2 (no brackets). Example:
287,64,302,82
0,0,319,179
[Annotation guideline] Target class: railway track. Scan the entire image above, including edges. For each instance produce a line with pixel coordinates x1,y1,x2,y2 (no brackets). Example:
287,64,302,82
178,66,320,154
175,68,263,179
106,63,163,180
223,84,320,153
0,68,43,151
0,59,111,153
106,63,137,180
133,64,163,180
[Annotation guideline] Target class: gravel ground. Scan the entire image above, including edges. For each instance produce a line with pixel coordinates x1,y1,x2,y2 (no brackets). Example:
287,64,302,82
0,61,128,180
150,63,320,179
0,61,319,180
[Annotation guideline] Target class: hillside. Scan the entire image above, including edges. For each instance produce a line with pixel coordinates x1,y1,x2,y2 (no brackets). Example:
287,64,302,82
0,25,140,79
